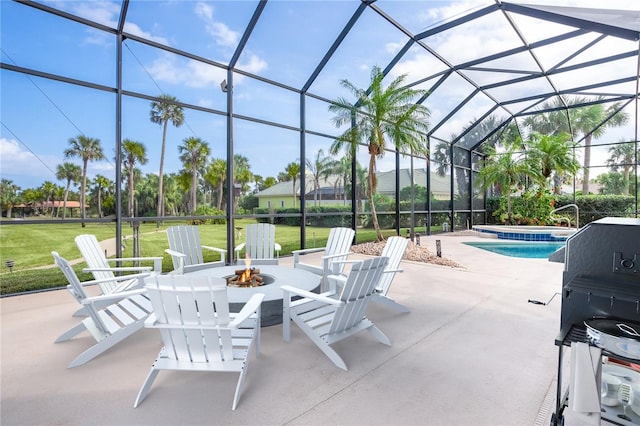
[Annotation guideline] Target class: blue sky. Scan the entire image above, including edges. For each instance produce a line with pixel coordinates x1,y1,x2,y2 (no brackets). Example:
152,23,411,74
1,0,638,191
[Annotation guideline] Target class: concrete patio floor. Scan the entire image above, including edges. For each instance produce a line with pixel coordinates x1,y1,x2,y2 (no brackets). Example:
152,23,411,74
1,233,566,425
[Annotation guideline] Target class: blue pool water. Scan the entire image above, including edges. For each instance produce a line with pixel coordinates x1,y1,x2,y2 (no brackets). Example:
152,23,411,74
464,241,565,259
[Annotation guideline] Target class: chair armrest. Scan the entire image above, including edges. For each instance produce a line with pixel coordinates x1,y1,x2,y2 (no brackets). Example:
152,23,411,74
293,247,325,263
201,245,226,263
322,251,354,261
83,266,152,273
384,268,403,274
275,243,281,255
164,249,185,274
281,285,344,306
229,294,265,327
106,256,163,271
233,243,246,254
82,287,147,304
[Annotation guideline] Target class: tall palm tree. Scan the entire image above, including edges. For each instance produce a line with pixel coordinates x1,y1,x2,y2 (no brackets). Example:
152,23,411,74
55,161,81,219
607,141,638,195
285,162,300,208
122,139,148,218
523,96,629,194
64,135,105,226
205,158,227,210
329,65,430,240
233,154,253,210
525,132,579,191
477,146,532,223
178,136,210,213
91,174,112,218
150,94,184,221
306,149,332,206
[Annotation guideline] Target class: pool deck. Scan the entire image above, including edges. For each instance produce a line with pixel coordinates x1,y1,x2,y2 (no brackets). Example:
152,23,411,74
1,233,567,425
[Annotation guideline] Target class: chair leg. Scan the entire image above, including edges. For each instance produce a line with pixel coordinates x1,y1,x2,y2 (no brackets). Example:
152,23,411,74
55,322,87,343
291,315,348,371
232,364,249,410
67,321,144,368
134,368,160,408
366,323,392,346
372,294,410,313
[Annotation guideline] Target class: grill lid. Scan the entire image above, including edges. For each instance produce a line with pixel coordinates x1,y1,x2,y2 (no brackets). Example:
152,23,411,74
585,318,640,360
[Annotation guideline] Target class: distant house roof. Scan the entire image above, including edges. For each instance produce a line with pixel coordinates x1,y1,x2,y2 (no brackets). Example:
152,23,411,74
256,168,452,198
256,175,341,198
15,201,87,208
369,168,451,196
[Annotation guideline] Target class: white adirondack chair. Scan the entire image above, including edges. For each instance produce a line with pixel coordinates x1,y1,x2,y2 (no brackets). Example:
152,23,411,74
282,256,391,371
52,251,153,368
165,225,227,273
134,274,264,410
292,227,354,291
372,236,410,313
73,234,161,316
234,223,281,265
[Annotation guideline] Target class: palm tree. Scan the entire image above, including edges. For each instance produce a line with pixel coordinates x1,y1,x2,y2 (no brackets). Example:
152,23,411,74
150,94,184,222
477,146,532,223
136,173,159,216
56,161,82,219
523,96,629,194
40,181,56,216
91,174,112,218
53,185,65,217
0,179,21,219
205,158,227,210
122,139,148,218
285,162,300,208
233,155,253,193
525,132,579,191
329,65,430,240
306,149,332,206
178,136,210,213
597,172,627,195
64,135,105,226
607,141,638,195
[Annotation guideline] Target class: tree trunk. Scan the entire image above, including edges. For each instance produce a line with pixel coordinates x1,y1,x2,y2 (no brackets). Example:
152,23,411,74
157,121,168,227
62,182,70,220
368,154,383,241
81,161,87,227
128,169,135,218
582,135,592,194
191,170,197,212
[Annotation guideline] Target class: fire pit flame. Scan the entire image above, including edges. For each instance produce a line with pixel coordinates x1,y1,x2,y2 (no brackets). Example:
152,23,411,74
226,254,264,287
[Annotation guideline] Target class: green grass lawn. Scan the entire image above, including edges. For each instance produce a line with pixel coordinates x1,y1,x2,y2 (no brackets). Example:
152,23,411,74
0,220,394,295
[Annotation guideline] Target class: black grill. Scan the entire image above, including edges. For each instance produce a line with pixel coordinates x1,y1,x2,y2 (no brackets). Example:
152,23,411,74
552,218,640,426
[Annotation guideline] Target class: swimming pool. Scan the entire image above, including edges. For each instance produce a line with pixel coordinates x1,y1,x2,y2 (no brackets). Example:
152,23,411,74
464,241,565,259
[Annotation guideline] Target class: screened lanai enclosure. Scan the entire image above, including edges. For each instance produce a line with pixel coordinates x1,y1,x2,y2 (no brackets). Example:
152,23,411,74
1,0,639,264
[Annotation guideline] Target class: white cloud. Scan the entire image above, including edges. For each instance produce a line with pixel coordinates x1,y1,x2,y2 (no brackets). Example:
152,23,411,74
195,2,240,48
0,138,115,189
0,138,57,178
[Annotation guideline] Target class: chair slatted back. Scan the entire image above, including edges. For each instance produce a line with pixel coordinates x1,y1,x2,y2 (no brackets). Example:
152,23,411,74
325,227,355,273
330,256,389,335
376,236,408,295
244,223,276,260
166,226,205,271
145,274,235,363
52,251,108,336
75,234,119,294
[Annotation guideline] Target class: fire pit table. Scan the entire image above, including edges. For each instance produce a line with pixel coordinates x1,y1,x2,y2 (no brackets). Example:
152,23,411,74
185,265,321,326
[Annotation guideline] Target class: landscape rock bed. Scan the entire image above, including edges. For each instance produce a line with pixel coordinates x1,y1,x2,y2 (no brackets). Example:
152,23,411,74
351,239,462,268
